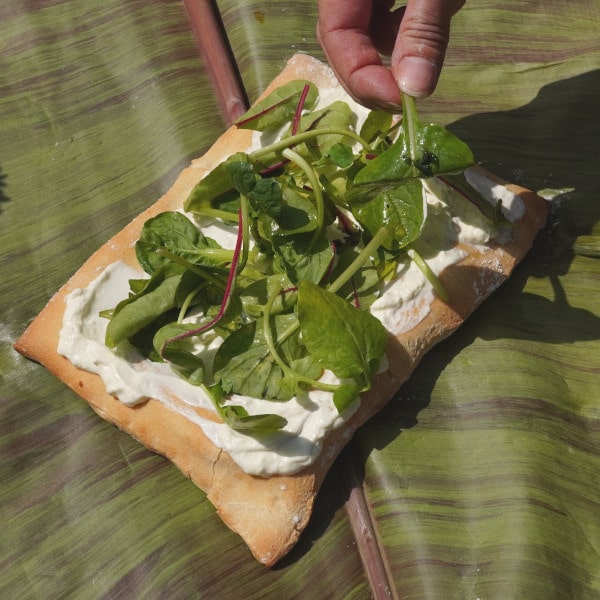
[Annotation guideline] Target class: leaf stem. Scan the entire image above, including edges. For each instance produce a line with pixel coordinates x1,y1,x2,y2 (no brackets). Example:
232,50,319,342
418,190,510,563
262,288,338,393
155,247,226,288
194,206,239,222
161,208,245,351
281,147,325,251
292,83,310,135
401,92,419,166
238,195,250,273
407,247,449,302
188,247,256,262
177,282,208,323
250,127,371,162
329,227,389,294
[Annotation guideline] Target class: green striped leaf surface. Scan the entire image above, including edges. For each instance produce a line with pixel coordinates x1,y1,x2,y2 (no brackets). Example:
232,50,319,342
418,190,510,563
2,0,599,598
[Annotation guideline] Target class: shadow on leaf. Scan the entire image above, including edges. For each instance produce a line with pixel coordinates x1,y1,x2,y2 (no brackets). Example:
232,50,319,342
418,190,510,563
283,69,600,568
0,166,9,212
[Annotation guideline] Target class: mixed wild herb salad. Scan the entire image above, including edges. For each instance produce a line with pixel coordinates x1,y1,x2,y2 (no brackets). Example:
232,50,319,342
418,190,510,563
101,81,502,435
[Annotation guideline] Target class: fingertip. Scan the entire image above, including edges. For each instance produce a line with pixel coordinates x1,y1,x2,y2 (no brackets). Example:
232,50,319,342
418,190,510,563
348,65,403,111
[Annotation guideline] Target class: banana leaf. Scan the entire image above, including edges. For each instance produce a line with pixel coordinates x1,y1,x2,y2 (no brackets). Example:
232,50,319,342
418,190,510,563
2,0,599,598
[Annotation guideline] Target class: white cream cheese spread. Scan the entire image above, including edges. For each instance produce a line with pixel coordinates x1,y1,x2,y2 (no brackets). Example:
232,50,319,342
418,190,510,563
57,86,524,477
58,261,355,475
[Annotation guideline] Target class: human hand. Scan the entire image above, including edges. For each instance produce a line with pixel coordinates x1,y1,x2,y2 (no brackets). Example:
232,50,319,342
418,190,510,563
317,0,465,110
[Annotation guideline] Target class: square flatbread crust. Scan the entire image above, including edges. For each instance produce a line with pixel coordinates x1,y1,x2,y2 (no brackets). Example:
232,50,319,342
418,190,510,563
15,53,549,566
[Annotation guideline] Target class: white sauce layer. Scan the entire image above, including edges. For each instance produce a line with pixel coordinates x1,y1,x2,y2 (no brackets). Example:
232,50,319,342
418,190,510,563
57,85,524,476
58,262,356,475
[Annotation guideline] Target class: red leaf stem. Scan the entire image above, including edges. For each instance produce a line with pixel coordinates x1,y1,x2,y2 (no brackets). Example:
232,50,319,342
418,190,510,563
335,207,356,235
437,175,489,217
319,241,337,284
260,159,289,176
161,208,244,350
291,83,311,135
234,94,297,127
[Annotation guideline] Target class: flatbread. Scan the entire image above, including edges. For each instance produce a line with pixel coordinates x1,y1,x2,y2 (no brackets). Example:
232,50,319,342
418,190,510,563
14,53,549,566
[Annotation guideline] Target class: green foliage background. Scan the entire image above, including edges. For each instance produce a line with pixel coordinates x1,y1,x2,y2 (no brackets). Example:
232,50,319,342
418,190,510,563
1,1,598,597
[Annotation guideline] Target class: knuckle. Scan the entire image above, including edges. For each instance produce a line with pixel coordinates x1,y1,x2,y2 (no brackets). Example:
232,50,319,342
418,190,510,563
404,20,450,46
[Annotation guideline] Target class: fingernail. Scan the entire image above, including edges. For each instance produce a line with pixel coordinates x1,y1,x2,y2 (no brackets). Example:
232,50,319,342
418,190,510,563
397,56,438,98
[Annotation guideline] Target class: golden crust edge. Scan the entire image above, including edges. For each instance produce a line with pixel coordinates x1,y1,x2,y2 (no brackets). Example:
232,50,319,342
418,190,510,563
13,52,549,567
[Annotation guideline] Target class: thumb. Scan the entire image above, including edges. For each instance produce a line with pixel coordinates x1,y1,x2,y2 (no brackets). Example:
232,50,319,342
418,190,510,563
391,0,465,97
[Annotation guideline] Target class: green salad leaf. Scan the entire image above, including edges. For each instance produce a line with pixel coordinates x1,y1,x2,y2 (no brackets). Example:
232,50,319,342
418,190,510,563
101,81,489,435
297,281,388,390
234,79,318,131
136,211,225,275
214,319,283,398
439,173,512,225
207,384,288,434
183,152,248,216
153,322,206,385
352,178,425,251
105,269,201,348
352,95,475,200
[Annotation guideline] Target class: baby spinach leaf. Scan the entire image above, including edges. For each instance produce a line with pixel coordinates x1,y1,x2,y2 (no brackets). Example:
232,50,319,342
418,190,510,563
276,355,323,401
106,270,196,348
126,309,180,361
240,273,296,318
235,80,318,132
333,383,360,414
212,322,260,393
439,173,511,225
352,124,474,195
325,142,355,168
226,160,256,196
227,161,283,222
101,268,179,326
207,384,288,434
250,177,284,221
352,96,474,201
277,185,318,233
297,281,388,389
128,277,154,295
252,184,327,251
218,405,288,433
213,315,308,401
183,152,249,215
152,323,206,385
352,179,425,251
360,110,393,147
135,211,222,276
213,313,321,400
273,231,334,285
